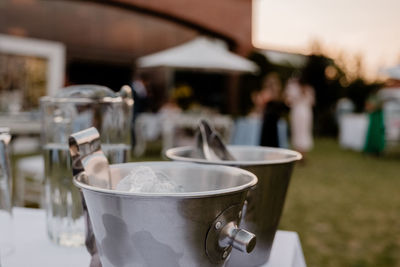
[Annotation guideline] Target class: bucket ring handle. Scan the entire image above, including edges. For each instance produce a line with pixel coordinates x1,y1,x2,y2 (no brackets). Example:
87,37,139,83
205,204,256,263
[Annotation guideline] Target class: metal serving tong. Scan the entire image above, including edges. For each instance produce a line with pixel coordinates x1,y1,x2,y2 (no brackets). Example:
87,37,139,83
69,127,111,267
69,127,112,189
196,119,236,161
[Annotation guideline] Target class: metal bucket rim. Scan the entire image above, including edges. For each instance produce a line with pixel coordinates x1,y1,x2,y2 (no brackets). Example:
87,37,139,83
165,145,302,166
73,161,258,198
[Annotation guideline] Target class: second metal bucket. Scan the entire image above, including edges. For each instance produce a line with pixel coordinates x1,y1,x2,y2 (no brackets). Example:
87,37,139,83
166,145,302,266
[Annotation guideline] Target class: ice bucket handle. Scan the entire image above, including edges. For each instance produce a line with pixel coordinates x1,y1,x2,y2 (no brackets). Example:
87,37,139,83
206,205,256,263
218,222,256,253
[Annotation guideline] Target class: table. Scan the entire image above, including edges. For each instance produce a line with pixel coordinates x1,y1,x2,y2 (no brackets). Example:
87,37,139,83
338,113,368,151
2,208,306,267
3,208,90,267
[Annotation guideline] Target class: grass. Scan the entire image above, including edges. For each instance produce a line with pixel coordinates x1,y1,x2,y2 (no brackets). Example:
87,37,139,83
279,138,400,267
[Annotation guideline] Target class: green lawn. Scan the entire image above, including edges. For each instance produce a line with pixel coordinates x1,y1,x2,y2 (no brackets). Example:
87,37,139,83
279,138,400,267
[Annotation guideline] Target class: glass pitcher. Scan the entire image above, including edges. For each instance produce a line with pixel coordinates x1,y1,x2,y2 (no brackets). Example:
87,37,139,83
40,85,133,246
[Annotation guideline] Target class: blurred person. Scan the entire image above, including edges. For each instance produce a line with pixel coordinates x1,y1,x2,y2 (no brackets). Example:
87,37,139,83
284,76,315,159
132,74,149,115
260,73,288,147
248,89,268,118
363,91,385,155
159,96,182,117
131,73,150,149
231,89,267,146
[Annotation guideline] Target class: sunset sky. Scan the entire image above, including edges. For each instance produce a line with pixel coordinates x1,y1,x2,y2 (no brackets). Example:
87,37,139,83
253,0,400,80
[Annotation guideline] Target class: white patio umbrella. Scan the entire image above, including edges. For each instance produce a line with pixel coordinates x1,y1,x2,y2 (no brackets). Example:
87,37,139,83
137,37,258,73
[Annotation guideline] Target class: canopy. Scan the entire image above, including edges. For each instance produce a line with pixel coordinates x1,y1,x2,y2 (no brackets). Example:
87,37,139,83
259,50,307,68
137,37,258,73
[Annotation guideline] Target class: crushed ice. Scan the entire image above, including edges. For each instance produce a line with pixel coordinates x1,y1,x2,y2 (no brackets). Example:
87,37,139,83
116,166,184,193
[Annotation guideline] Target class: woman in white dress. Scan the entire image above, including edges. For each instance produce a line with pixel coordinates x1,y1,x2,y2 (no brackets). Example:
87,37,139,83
284,78,315,158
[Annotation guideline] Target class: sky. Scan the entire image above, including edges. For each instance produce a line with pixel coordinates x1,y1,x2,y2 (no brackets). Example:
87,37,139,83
253,0,400,80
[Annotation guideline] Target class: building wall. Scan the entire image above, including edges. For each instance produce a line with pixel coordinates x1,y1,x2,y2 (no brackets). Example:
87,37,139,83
104,0,253,54
1,0,252,62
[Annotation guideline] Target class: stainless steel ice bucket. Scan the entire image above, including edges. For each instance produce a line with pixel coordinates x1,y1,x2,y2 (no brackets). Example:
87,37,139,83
73,161,258,267
165,145,302,266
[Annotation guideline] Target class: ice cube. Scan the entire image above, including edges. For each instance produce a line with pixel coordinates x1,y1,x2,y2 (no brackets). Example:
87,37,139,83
116,166,156,192
116,166,184,193
152,171,184,193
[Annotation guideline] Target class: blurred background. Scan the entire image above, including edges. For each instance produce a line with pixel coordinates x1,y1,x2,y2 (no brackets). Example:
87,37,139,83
1,0,400,266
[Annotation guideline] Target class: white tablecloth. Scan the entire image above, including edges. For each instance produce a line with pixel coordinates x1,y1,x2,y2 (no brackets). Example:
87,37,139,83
2,208,306,267
339,113,368,151
231,117,262,146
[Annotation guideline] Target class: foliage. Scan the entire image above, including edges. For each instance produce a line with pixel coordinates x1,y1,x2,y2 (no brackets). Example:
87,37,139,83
344,78,383,113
